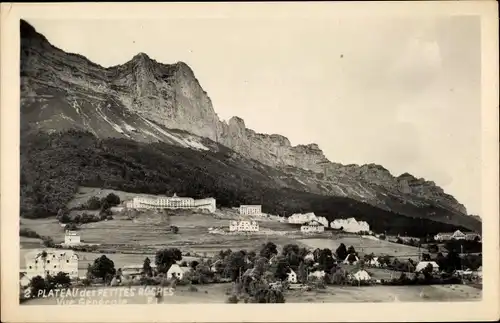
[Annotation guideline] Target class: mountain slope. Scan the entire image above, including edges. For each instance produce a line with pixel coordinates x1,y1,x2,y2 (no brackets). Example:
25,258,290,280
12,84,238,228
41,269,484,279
20,130,473,237
19,20,481,232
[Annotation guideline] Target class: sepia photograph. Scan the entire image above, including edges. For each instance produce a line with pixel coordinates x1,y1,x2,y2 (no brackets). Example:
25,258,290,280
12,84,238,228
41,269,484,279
1,2,499,322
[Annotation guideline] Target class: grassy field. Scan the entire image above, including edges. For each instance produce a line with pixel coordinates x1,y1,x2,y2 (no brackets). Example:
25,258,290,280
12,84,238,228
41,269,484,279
286,284,481,303
298,237,423,261
22,283,480,305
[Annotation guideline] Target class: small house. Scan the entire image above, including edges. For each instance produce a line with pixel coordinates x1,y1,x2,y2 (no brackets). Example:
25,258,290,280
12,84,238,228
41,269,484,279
368,257,381,267
343,254,360,265
308,270,326,279
415,261,439,273
287,269,298,283
304,252,315,262
166,264,191,280
352,269,371,281
300,220,325,233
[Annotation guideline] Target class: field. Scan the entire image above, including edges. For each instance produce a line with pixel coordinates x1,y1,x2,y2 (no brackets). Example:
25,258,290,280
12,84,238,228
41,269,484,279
22,283,480,305
286,284,481,303
299,237,423,261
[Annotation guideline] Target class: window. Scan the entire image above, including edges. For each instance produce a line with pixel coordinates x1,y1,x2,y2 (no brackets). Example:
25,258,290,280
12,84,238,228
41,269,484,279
29,266,32,269
35,260,38,264
47,260,50,264
54,265,57,268
66,260,69,263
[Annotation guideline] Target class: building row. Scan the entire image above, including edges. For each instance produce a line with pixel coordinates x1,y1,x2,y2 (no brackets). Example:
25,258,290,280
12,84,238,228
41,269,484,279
125,193,216,213
434,230,481,242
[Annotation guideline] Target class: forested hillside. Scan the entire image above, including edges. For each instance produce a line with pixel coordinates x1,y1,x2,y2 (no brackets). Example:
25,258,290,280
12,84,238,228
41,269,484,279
20,130,470,237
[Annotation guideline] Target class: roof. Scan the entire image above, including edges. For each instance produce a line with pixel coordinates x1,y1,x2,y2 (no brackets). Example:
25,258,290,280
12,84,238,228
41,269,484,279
415,261,439,271
180,266,192,273
302,220,323,226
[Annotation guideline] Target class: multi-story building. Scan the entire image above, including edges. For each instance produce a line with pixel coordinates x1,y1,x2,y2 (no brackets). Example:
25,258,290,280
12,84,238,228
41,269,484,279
300,220,325,233
434,230,481,242
127,193,217,213
64,230,81,246
229,220,259,232
24,249,79,279
239,205,262,216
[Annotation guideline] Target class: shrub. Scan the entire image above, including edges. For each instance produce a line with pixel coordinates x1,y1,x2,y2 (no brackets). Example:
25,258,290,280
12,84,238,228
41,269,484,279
226,295,239,303
19,228,41,239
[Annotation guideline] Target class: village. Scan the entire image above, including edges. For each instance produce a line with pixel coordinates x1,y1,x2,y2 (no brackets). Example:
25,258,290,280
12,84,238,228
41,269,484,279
19,191,483,304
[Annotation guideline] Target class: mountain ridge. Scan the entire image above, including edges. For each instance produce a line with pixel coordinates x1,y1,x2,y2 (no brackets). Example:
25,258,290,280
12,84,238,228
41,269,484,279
19,19,480,232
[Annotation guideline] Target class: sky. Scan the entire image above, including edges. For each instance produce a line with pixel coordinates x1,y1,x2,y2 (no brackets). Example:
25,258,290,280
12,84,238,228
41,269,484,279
27,15,482,215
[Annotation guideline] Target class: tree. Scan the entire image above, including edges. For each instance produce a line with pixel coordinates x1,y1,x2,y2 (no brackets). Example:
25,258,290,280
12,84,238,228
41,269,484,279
428,244,439,253
273,256,290,281
50,272,71,288
347,245,357,255
225,251,246,281
260,242,278,259
105,193,121,206
190,260,199,269
89,255,116,283
422,253,431,261
86,197,101,210
317,249,335,271
297,261,307,284
100,199,110,211
155,248,182,273
57,208,71,224
143,257,153,277
282,244,299,257
170,225,179,234
379,234,386,240
29,276,49,297
445,250,461,273
42,237,55,248
335,243,347,260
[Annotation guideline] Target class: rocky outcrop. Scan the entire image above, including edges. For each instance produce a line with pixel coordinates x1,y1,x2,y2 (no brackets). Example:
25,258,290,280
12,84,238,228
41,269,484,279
20,20,477,228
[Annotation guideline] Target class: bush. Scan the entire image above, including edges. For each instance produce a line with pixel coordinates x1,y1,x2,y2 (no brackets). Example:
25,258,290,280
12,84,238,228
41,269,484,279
226,295,239,303
86,197,101,210
19,228,41,239
188,285,198,292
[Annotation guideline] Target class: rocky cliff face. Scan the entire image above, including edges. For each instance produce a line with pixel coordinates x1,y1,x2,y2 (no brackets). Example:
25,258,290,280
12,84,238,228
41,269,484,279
20,20,477,229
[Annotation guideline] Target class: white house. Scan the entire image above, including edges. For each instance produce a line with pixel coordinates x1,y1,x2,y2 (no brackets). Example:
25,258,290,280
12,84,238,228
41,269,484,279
166,264,191,280
343,254,360,265
304,252,315,262
287,269,298,283
64,230,81,246
368,257,381,267
229,220,259,232
352,270,371,281
415,261,440,273
24,249,79,279
239,205,262,216
300,220,325,233
20,272,31,288
308,270,326,279
330,218,370,233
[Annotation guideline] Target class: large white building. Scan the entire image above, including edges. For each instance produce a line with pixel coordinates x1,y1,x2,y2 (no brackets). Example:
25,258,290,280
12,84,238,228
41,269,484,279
434,230,481,242
239,205,262,216
229,220,259,232
64,230,81,246
24,249,79,279
300,220,325,233
330,218,370,233
127,193,216,213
